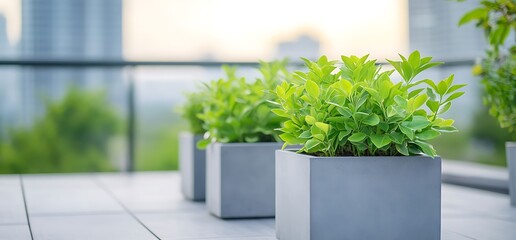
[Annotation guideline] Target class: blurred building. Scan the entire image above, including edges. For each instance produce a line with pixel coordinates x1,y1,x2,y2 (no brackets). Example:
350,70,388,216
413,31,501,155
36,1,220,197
275,34,320,61
19,0,124,126
0,14,20,135
408,0,487,127
409,0,485,60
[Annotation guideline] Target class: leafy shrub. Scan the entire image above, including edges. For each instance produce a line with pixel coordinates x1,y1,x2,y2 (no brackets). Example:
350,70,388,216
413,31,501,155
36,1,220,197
0,88,121,173
197,61,289,148
459,0,515,134
272,51,465,157
179,91,206,134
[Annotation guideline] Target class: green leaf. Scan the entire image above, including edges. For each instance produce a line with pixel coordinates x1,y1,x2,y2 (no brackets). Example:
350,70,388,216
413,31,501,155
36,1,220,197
196,139,211,149
353,112,369,121
370,134,392,148
337,107,352,118
426,100,439,113
305,115,316,125
444,92,464,102
426,88,436,101
305,80,320,98
408,51,421,68
378,122,389,132
447,84,466,93
403,116,431,130
416,62,443,76
298,131,312,139
401,61,413,82
338,130,350,141
348,132,367,142
395,143,409,156
313,133,325,141
271,109,290,118
315,122,330,134
434,126,458,133
389,132,404,144
408,88,424,99
415,141,436,156
438,102,452,114
416,129,441,140
305,139,321,151
394,95,407,107
327,117,347,123
413,94,429,109
458,8,488,26
279,133,301,144
399,124,415,140
362,114,380,126
422,79,438,91
437,80,448,95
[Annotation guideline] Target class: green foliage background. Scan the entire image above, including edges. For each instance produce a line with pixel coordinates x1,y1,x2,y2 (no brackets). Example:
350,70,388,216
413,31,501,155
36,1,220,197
0,88,121,173
459,0,515,135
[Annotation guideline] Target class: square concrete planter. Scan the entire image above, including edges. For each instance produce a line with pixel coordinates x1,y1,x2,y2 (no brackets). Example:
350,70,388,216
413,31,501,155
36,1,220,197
276,150,442,240
179,132,206,201
206,142,283,218
507,142,516,207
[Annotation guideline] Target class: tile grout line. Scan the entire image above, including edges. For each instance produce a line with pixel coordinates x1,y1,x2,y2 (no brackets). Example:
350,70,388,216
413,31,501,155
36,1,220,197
91,176,162,240
19,175,34,240
444,229,479,240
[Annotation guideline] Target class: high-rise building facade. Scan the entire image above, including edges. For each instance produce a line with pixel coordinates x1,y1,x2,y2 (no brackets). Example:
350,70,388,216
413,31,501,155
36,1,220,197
409,0,486,60
19,0,124,126
0,14,20,135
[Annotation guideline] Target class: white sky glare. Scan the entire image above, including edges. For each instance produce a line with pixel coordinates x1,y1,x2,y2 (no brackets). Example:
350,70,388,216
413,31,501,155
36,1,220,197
0,0,408,61
124,0,408,60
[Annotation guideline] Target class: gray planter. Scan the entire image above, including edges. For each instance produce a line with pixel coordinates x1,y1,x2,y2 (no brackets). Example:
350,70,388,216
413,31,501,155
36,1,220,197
275,150,441,240
206,142,283,218
507,142,516,207
179,132,206,201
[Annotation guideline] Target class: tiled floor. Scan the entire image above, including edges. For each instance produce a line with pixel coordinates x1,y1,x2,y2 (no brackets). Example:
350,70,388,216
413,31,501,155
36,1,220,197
0,172,515,240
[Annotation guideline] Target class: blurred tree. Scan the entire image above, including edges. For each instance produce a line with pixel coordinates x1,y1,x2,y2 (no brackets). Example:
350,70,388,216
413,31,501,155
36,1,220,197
0,88,122,173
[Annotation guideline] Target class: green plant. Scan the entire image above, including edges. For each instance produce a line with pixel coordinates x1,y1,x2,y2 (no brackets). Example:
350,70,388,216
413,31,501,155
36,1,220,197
179,91,206,134
0,88,121,173
197,60,290,148
272,51,465,157
458,0,515,134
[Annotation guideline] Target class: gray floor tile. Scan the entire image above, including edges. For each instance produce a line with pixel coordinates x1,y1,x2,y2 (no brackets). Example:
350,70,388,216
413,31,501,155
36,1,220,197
0,178,27,225
22,174,124,215
0,175,21,185
0,224,31,240
442,230,478,240
443,216,516,240
136,210,275,240
30,213,157,240
442,185,516,222
96,172,189,212
197,237,277,240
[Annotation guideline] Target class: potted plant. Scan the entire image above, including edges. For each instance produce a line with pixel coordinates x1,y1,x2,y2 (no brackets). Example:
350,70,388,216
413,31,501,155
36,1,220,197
197,61,289,218
272,51,465,240
458,0,515,206
178,91,207,201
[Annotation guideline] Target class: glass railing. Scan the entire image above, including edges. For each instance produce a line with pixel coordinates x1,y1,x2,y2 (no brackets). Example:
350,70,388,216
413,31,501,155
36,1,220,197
2,58,509,175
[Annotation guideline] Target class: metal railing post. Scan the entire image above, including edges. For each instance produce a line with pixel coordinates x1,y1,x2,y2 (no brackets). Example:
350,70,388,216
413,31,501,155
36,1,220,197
127,66,136,172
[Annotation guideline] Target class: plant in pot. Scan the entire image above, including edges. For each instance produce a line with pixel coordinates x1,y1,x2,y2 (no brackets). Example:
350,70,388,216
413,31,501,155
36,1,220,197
458,0,515,206
272,51,465,240
197,61,290,218
178,90,208,201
